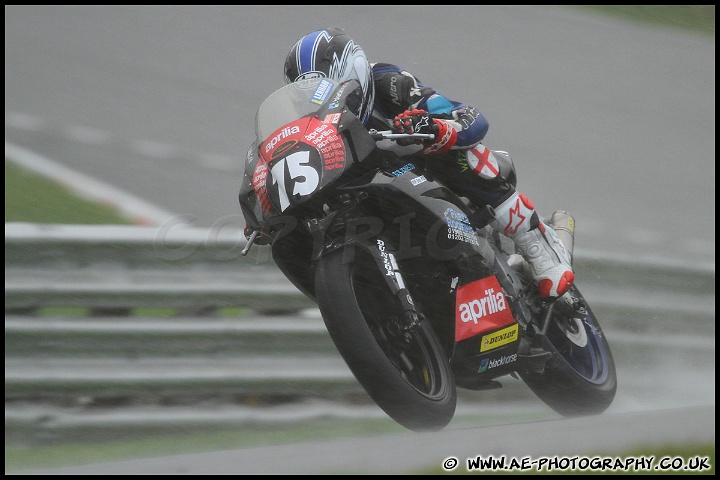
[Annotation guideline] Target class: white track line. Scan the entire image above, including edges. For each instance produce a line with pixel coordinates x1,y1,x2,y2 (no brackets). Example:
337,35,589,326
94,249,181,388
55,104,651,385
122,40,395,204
5,142,177,226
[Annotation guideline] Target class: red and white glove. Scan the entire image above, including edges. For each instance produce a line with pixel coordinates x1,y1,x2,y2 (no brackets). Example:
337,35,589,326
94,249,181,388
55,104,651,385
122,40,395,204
391,109,457,154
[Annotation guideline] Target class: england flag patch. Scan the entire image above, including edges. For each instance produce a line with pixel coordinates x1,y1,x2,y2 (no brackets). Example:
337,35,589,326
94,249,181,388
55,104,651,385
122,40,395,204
467,145,500,180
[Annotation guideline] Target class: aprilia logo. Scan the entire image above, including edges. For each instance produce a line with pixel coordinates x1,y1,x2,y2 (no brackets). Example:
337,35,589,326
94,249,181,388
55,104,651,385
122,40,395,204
458,287,507,324
265,125,300,154
455,276,515,342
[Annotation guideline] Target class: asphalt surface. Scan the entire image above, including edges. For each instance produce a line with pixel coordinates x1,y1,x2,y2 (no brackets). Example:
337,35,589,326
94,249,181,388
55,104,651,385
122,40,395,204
5,5,716,475
14,406,716,474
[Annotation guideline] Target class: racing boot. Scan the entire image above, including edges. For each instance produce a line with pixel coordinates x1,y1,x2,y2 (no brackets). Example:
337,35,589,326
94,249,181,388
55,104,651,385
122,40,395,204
492,191,574,299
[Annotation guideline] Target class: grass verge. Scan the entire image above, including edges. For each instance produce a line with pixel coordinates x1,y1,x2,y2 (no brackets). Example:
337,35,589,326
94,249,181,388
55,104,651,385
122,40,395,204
5,160,133,225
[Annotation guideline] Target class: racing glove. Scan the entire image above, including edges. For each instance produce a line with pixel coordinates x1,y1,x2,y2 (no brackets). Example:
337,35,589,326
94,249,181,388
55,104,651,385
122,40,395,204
391,109,457,154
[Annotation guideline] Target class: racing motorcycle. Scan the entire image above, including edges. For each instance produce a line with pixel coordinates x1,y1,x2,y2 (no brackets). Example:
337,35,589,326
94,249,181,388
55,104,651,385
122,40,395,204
239,77,617,432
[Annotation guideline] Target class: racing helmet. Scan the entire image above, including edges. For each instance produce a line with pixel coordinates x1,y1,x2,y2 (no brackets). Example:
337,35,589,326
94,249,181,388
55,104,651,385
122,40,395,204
283,28,375,124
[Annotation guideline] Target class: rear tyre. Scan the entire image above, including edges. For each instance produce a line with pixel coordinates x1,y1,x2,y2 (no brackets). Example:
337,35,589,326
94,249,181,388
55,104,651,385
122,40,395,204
315,246,456,431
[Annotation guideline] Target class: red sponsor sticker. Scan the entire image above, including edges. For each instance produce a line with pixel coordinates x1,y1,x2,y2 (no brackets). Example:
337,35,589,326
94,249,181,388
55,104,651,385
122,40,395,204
323,113,341,124
455,276,515,342
302,119,345,171
251,158,273,214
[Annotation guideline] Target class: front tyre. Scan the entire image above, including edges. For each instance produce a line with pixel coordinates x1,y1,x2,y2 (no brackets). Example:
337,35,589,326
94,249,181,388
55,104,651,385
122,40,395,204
315,246,456,432
519,285,617,416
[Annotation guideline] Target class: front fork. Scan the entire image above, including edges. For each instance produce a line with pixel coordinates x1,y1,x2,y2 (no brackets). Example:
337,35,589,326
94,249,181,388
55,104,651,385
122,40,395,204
373,238,422,332
308,203,423,333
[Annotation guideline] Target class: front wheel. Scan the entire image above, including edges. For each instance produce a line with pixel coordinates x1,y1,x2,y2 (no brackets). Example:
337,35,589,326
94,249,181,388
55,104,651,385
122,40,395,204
519,285,617,416
315,246,456,432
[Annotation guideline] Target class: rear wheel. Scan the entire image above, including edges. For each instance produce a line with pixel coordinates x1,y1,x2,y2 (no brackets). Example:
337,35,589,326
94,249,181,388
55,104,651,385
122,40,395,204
519,285,617,416
315,246,456,431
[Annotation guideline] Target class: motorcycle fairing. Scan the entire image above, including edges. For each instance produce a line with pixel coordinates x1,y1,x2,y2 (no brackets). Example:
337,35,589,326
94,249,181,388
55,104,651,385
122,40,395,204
241,77,375,222
479,323,519,352
455,275,515,342
336,167,494,264
452,322,521,381
257,115,347,213
450,275,522,379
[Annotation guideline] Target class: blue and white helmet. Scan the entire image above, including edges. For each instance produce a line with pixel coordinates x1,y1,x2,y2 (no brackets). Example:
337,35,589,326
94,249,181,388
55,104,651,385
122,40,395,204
283,28,375,124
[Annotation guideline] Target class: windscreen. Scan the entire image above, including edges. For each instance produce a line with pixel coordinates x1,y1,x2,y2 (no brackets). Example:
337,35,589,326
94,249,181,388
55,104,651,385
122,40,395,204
254,78,340,144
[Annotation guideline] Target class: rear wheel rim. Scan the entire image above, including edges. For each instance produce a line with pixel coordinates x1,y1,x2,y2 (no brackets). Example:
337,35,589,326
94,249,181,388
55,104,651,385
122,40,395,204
549,294,611,384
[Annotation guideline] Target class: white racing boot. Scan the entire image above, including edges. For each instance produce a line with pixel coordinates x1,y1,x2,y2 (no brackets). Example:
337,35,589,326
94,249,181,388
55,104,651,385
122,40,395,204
492,192,574,299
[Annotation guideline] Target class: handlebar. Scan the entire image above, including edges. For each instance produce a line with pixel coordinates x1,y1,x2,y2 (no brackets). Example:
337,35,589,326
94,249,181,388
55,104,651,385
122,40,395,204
369,129,435,141
241,230,258,256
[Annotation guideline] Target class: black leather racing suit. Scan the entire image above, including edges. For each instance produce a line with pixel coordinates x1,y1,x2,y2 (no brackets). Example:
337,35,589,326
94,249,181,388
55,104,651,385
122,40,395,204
367,62,515,209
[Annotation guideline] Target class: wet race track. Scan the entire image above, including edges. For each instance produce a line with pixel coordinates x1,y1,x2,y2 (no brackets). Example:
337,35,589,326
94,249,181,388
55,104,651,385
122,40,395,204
5,5,715,474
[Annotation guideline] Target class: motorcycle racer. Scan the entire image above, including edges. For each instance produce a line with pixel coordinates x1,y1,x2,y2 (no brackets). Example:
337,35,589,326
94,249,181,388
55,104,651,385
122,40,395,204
275,27,574,300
